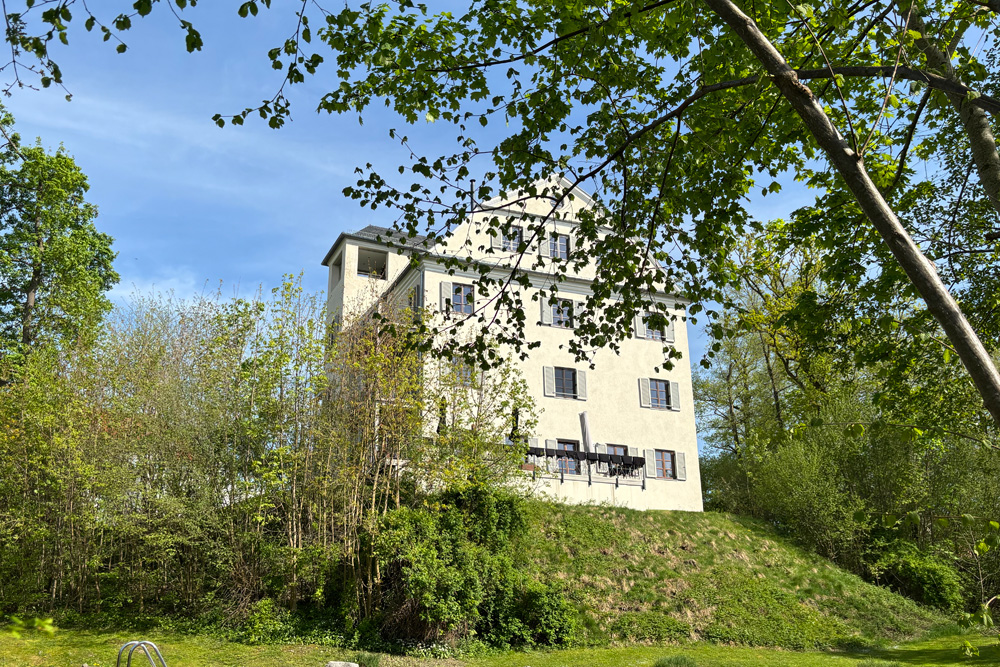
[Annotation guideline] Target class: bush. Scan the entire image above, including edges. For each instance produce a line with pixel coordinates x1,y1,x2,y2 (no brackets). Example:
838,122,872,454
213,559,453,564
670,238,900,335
873,543,964,612
373,484,577,647
237,598,294,644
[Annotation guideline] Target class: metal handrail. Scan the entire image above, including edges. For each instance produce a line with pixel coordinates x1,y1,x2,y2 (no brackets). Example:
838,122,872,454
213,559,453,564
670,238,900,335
116,640,169,667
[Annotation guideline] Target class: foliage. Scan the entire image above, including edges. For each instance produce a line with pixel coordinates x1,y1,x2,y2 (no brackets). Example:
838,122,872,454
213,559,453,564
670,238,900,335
2,615,54,638
0,278,539,648
872,543,965,613
0,104,117,363
373,485,577,647
5,2,1000,422
694,245,1000,617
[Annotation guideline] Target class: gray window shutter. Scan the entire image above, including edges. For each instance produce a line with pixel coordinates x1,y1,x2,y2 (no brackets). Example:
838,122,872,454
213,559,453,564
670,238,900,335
665,317,676,343
639,378,651,408
596,443,608,474
540,298,553,325
644,449,657,478
676,452,687,481
545,439,557,454
540,235,551,258
528,437,538,449
490,232,501,251
670,381,681,411
439,281,452,312
577,370,587,400
543,366,555,397
628,446,640,457
634,313,646,339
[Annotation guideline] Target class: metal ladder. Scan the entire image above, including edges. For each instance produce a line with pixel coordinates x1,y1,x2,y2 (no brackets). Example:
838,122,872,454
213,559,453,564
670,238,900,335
116,640,169,667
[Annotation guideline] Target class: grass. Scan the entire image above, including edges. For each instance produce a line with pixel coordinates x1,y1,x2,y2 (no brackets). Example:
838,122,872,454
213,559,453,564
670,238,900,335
0,630,454,667
518,503,944,648
467,632,1000,667
0,629,995,667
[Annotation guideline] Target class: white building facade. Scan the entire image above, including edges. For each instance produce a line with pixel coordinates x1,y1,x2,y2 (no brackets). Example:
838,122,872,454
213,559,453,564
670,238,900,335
322,178,703,512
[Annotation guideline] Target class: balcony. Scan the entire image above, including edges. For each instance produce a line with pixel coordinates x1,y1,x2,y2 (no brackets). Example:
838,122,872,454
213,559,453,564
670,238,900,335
523,445,647,487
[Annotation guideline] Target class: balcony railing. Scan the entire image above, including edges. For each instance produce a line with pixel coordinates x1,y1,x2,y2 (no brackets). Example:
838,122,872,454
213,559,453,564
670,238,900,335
522,446,647,488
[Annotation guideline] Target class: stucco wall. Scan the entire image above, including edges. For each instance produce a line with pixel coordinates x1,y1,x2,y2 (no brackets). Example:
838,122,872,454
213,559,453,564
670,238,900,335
419,264,703,512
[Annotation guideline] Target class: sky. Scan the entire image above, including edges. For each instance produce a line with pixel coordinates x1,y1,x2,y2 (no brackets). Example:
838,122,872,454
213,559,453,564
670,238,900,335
2,5,816,368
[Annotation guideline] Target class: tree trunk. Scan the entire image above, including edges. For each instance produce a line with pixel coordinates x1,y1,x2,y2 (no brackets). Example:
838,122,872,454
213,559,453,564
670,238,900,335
903,8,1000,214
21,214,43,347
704,0,1000,426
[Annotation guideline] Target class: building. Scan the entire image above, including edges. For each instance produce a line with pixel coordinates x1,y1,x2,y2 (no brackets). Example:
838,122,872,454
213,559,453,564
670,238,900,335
321,177,703,512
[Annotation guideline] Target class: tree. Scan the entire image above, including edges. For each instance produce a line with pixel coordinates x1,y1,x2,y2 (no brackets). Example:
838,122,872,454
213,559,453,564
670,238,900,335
5,1,1000,422
0,106,118,363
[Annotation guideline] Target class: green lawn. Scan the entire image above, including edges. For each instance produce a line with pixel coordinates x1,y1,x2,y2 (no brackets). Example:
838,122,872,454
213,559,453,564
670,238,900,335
1,630,996,667
467,633,999,667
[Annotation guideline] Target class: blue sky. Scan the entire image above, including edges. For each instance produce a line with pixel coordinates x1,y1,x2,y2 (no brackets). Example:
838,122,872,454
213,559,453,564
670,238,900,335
3,6,814,367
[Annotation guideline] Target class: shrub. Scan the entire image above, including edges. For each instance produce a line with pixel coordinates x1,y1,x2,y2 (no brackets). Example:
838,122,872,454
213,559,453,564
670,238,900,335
237,598,294,644
373,484,577,647
873,543,964,612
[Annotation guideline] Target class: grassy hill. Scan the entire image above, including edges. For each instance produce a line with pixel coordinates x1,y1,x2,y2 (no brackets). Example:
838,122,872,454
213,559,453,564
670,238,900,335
519,501,945,649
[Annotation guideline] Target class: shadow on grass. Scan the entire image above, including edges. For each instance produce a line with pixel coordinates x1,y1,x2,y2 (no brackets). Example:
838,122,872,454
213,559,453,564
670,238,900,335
870,637,998,665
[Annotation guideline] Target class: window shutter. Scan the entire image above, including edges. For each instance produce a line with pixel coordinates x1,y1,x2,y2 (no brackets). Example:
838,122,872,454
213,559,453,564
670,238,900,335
545,439,557,455
670,381,681,411
528,437,539,449
628,446,640,457
540,235,551,258
543,366,555,397
540,298,553,325
596,443,608,474
665,317,676,343
639,378,651,408
439,281,452,311
567,234,576,257
577,370,587,400
490,232,501,251
644,449,657,478
676,452,687,481
634,313,646,339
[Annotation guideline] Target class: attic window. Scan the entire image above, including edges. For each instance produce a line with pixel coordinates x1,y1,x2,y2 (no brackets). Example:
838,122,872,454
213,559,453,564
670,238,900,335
357,248,388,279
331,253,343,285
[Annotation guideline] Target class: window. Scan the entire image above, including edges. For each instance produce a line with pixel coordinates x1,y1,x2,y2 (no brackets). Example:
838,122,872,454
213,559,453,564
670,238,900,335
554,367,577,398
639,378,679,411
502,226,523,252
607,444,627,456
330,253,343,286
452,359,477,387
550,234,570,260
544,366,587,400
452,284,474,314
650,379,669,409
644,312,664,341
654,450,676,479
552,299,573,328
557,439,580,475
357,248,388,279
